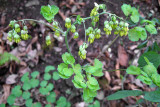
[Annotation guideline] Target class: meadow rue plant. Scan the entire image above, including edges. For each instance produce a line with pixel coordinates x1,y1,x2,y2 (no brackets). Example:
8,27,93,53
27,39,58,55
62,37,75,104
6,1,159,105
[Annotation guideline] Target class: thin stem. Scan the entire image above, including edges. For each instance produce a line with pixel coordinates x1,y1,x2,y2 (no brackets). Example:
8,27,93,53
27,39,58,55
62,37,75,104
17,19,64,33
121,72,128,90
82,21,87,42
106,35,120,50
65,22,77,54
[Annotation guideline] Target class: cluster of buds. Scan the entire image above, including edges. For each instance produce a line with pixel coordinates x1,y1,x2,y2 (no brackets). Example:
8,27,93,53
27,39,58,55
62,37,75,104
78,43,88,59
65,18,71,29
21,26,29,40
7,21,30,43
45,35,51,46
52,21,61,37
104,16,129,36
86,27,101,44
90,5,99,23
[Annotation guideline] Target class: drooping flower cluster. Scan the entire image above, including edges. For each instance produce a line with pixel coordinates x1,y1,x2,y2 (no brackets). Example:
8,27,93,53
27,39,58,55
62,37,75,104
7,20,29,43
78,43,88,59
104,16,129,36
86,27,101,44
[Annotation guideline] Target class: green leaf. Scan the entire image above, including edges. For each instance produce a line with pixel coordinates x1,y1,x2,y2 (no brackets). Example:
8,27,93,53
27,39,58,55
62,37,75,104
76,15,82,25
83,88,97,102
52,71,60,80
30,78,39,88
45,104,51,107
121,4,132,16
130,7,139,23
40,5,59,22
22,82,31,91
72,74,86,88
39,87,49,95
31,71,39,78
137,40,148,49
7,95,16,105
144,90,160,102
46,92,56,103
11,85,22,97
138,51,160,68
32,102,42,107
63,68,74,77
22,91,31,100
137,75,152,85
0,103,5,107
40,80,48,87
145,24,157,34
151,74,160,87
44,73,51,80
93,100,100,107
21,72,29,83
87,77,100,91
46,83,54,91
73,64,82,74
152,42,160,52
107,90,143,100
128,27,147,41
25,99,33,107
126,65,141,75
45,65,55,73
56,96,67,107
62,52,75,65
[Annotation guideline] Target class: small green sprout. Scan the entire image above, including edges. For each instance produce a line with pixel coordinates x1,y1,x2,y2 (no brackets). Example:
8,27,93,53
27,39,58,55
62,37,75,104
25,98,33,107
40,80,48,87
52,71,60,80
22,91,31,100
31,71,39,78
45,65,55,72
46,92,56,103
44,73,51,80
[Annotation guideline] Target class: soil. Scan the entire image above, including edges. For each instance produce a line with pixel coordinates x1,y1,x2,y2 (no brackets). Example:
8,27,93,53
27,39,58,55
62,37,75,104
0,0,160,106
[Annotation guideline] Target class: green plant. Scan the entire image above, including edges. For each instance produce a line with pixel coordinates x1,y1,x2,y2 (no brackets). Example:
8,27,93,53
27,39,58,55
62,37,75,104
0,52,20,66
5,1,159,106
5,65,70,107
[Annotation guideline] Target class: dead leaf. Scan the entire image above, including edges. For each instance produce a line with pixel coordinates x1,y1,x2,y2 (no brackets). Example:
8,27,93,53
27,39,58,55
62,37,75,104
1,13,6,25
104,71,111,84
77,40,84,46
111,86,121,91
59,10,66,21
118,45,128,67
159,0,160,6
0,84,10,104
18,67,31,75
6,74,18,84
115,59,120,78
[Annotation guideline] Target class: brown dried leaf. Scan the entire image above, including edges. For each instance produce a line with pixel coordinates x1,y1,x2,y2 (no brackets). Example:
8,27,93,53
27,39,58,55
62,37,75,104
59,10,66,21
6,74,18,84
118,45,128,67
104,71,111,84
77,40,83,46
111,86,121,91
115,59,120,78
0,84,10,104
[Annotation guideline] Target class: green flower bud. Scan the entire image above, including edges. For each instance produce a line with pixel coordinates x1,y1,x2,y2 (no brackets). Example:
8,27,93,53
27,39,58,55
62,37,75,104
104,21,109,25
14,34,21,43
124,22,129,27
9,20,16,28
55,30,60,37
65,18,71,23
73,32,79,39
23,26,28,31
46,36,51,46
112,16,116,22
119,21,124,27
71,25,76,33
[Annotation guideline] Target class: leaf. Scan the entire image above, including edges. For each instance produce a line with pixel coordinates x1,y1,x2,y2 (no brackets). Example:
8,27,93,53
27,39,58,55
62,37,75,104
62,52,75,65
0,104,5,107
39,87,49,95
7,95,16,105
107,90,143,100
83,88,97,102
63,68,74,77
152,42,160,52
32,102,42,107
11,85,22,97
22,91,31,100
31,71,39,78
126,65,141,75
56,96,67,107
121,4,132,16
25,99,33,107
128,27,147,41
151,74,160,87
44,73,51,80
40,5,59,22
0,52,20,66
45,65,55,73
46,92,56,103
45,104,51,107
137,75,152,85
73,64,82,74
137,40,148,49
138,51,160,68
76,15,82,25
30,78,39,88
46,83,54,91
130,7,139,23
144,90,160,102
40,80,48,87
145,24,157,34
52,71,60,80
22,82,31,91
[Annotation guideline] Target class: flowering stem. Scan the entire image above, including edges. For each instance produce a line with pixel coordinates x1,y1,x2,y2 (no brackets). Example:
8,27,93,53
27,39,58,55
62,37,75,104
106,35,120,50
17,19,64,33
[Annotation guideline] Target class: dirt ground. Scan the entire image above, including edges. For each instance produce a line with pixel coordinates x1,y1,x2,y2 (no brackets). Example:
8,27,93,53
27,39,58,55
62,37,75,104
0,0,160,106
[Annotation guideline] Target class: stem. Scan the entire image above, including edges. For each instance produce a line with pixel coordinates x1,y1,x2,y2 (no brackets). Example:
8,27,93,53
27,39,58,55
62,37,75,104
17,19,64,33
106,68,126,72
65,22,77,54
106,35,119,50
82,21,87,42
121,72,128,90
